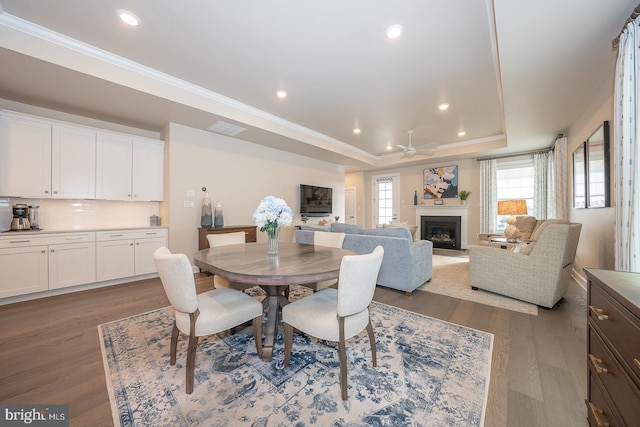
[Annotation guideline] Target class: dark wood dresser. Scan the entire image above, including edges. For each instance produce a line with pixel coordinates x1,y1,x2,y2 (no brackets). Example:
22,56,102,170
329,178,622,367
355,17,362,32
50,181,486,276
584,268,640,427
198,225,257,250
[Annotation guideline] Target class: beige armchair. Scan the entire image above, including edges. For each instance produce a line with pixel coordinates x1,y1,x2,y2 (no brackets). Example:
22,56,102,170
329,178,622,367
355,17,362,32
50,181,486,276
469,222,582,308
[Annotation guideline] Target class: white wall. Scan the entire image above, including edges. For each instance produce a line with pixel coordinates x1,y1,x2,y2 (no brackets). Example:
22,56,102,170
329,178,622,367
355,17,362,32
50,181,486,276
567,84,616,282
163,123,345,260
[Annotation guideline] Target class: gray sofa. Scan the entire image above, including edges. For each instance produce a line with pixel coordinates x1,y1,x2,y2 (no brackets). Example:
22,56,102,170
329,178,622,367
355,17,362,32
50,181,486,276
295,223,433,295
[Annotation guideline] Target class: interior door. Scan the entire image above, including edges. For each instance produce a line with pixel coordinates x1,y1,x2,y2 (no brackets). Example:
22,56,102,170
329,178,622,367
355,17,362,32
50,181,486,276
345,187,357,224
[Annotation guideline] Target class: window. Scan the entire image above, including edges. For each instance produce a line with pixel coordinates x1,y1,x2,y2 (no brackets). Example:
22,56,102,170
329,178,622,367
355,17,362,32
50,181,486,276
496,158,535,232
372,174,399,226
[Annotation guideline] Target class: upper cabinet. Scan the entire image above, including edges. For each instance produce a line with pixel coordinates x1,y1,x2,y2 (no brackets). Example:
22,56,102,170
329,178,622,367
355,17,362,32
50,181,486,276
0,113,52,198
52,124,96,199
0,110,163,201
96,133,164,201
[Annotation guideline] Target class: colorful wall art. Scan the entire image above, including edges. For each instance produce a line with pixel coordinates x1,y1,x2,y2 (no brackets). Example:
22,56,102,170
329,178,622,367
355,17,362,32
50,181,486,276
423,165,458,199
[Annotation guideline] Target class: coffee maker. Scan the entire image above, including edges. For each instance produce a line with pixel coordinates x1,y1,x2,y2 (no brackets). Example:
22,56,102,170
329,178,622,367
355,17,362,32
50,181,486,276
10,204,30,231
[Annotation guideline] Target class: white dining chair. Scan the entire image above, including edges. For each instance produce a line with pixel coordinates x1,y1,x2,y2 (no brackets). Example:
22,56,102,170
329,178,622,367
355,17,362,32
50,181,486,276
153,247,263,394
282,245,384,400
296,231,346,293
206,232,255,292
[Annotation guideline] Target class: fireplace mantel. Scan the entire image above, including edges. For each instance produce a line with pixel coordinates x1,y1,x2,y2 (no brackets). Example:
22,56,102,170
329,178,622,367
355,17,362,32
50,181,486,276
415,205,470,249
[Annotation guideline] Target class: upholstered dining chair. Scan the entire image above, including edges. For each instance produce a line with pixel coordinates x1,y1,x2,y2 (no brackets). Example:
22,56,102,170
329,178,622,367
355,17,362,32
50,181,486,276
282,245,384,400
296,231,346,293
153,247,263,394
206,232,255,292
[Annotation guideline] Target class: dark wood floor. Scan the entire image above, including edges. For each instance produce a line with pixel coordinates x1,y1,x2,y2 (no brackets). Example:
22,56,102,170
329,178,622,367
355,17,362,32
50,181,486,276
0,260,588,427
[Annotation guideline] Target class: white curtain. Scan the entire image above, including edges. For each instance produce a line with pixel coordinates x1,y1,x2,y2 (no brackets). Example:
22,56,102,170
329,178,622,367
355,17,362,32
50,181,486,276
553,136,568,219
479,159,497,233
614,19,640,272
533,151,554,219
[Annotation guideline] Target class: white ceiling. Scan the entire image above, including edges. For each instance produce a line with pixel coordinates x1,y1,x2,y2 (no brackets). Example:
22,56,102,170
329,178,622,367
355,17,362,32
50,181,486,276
0,0,637,172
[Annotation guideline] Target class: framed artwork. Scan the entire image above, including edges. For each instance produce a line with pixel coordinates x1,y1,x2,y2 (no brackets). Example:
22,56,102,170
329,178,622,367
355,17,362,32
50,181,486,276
423,165,458,199
572,142,586,209
586,121,610,208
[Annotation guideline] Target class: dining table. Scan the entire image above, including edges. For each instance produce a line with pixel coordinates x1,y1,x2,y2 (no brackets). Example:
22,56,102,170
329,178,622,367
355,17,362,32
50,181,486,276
193,241,354,360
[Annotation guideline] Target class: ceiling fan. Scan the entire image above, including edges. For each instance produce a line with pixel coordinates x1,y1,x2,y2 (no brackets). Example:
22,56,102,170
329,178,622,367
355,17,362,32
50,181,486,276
396,130,437,157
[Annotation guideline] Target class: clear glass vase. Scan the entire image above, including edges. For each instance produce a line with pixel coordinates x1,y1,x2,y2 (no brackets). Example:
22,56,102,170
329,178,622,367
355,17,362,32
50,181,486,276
266,227,280,255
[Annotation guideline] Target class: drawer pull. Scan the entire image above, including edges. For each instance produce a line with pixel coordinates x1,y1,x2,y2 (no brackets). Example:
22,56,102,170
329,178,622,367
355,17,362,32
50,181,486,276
589,305,609,320
10,240,30,243
586,401,609,427
65,236,82,240
635,358,640,369
109,234,124,237
588,354,608,374
145,232,157,235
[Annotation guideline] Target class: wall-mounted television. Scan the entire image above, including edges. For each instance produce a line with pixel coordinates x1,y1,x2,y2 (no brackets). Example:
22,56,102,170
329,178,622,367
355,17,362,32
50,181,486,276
300,184,332,217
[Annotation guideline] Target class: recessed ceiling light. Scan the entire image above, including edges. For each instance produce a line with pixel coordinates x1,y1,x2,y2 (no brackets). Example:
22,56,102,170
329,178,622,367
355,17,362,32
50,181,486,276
385,24,403,40
439,103,450,111
117,9,140,26
386,143,393,150
276,90,287,99
458,130,466,137
353,128,361,134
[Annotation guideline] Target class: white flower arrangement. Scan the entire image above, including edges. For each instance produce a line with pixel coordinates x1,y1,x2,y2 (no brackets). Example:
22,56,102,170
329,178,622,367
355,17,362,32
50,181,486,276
252,196,293,232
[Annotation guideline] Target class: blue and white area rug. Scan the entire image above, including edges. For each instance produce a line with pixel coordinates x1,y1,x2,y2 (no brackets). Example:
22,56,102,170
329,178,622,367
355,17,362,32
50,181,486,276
99,301,493,426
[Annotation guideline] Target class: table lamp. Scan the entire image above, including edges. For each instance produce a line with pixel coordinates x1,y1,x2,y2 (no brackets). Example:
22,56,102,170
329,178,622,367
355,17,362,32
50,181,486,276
497,199,528,240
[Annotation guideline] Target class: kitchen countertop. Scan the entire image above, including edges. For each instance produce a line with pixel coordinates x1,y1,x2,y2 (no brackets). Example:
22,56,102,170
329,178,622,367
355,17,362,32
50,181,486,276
0,226,167,235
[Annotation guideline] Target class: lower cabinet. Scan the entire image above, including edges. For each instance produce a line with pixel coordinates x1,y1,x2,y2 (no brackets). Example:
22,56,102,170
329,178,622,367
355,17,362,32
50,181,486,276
0,228,167,300
49,241,96,290
96,229,167,281
0,245,48,298
0,232,95,298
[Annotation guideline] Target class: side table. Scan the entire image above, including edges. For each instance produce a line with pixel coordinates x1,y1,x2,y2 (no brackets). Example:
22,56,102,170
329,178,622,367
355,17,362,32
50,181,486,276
488,237,531,250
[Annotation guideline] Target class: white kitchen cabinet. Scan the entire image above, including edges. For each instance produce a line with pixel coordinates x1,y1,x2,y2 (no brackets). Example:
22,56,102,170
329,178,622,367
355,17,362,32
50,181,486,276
132,139,164,201
135,235,166,275
0,113,51,198
96,238,135,281
0,245,49,298
96,133,164,201
49,241,96,290
0,232,95,298
51,124,96,199
96,228,167,281
0,112,97,199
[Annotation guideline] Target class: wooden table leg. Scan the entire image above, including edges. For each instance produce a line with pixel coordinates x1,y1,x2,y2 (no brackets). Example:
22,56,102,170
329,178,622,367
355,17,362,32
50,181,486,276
260,285,288,360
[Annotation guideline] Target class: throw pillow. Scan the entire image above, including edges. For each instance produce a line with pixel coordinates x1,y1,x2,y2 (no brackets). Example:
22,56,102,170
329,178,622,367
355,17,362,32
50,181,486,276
520,242,535,255
515,216,537,239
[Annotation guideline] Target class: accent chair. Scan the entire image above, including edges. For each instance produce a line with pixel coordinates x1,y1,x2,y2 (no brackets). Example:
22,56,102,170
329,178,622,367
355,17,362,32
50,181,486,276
469,222,582,308
282,245,384,399
153,247,263,394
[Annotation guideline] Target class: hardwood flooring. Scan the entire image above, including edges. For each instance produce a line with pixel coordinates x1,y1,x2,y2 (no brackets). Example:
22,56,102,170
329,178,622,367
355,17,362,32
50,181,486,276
0,259,588,427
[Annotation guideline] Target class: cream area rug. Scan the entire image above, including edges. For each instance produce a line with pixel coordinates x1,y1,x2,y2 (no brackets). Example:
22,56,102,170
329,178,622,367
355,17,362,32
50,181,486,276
418,254,538,315
99,301,493,426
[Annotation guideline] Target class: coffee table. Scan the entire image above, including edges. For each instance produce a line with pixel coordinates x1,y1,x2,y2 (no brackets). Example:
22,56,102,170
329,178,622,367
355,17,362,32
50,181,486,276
193,242,354,360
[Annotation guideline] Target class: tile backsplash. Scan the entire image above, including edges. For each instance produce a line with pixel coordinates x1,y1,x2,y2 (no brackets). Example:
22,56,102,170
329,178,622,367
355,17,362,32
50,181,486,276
0,198,160,232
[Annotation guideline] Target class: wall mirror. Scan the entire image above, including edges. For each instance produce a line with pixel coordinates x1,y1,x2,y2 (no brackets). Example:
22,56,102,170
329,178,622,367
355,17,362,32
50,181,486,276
586,121,610,208
573,142,586,208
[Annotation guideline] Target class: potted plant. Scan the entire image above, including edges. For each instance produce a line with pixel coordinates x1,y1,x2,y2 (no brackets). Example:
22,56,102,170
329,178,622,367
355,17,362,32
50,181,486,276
459,190,471,204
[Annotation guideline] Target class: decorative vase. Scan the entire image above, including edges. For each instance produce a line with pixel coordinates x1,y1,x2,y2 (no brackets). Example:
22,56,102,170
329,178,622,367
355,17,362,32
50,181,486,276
413,190,418,206
266,227,280,255
201,193,212,228
214,201,224,228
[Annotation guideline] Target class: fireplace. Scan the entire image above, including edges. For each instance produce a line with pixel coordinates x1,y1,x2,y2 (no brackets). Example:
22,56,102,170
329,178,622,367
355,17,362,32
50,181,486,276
421,216,461,249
